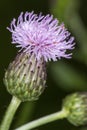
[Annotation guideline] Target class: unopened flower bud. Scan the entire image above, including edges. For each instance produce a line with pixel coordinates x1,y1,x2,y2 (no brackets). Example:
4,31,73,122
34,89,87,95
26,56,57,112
4,52,46,102
62,92,87,126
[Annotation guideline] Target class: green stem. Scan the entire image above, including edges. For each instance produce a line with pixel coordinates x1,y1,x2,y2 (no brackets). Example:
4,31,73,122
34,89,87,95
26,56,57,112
0,96,21,130
15,109,68,130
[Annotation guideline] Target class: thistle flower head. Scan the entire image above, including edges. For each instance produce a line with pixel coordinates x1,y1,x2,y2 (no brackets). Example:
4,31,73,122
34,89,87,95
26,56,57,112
8,11,75,62
5,11,75,101
62,92,87,126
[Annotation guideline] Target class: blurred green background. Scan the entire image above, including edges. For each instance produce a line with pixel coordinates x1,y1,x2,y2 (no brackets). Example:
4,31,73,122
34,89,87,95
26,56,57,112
0,0,87,130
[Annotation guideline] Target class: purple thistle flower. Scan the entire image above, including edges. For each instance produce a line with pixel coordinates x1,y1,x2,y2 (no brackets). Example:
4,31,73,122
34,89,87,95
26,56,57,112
7,11,75,62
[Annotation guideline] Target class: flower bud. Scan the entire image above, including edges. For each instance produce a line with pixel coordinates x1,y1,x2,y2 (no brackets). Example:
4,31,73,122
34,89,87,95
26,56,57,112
4,52,46,102
62,92,87,126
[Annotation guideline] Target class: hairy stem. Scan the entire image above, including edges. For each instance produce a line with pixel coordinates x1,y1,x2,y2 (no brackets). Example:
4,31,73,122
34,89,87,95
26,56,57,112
0,96,21,130
15,109,68,130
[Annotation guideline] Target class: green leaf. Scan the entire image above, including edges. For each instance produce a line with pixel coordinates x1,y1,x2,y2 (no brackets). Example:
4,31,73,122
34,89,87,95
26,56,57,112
49,61,87,91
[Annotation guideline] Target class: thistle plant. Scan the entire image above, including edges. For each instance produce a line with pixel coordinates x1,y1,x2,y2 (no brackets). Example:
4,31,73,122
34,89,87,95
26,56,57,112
0,11,75,130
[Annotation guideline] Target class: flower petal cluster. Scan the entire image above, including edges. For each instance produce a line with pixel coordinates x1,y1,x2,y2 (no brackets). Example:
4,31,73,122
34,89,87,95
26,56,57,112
8,11,75,61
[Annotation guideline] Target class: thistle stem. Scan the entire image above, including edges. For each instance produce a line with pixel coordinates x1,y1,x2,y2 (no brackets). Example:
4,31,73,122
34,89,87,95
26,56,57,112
0,96,21,130
15,109,68,130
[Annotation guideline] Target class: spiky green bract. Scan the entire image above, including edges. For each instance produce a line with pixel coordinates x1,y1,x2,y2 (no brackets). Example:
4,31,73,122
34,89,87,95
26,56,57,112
4,52,46,102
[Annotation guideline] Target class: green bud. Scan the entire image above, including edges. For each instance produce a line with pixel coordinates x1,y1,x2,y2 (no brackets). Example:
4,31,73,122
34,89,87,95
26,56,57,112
4,52,46,102
62,92,87,126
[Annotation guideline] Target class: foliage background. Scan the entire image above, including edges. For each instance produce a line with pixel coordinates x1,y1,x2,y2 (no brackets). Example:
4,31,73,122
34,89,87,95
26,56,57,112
0,0,87,130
